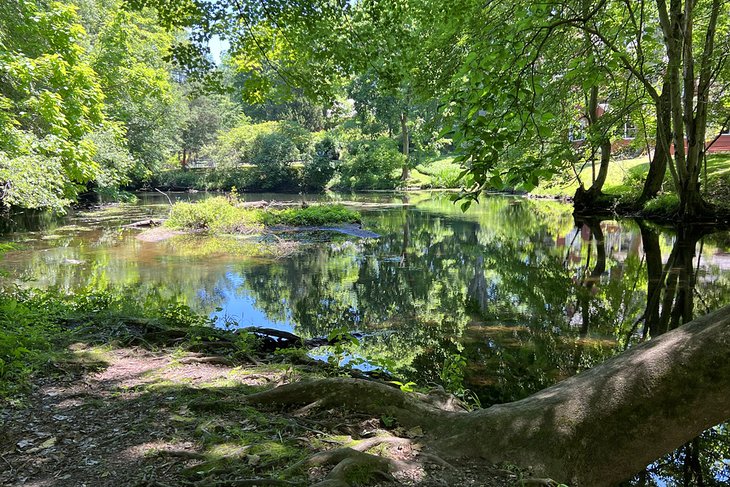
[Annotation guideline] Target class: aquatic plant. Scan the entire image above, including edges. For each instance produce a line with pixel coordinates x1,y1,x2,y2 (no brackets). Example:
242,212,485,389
165,197,360,233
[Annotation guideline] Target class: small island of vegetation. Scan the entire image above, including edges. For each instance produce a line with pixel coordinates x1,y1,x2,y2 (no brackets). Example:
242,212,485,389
164,197,361,234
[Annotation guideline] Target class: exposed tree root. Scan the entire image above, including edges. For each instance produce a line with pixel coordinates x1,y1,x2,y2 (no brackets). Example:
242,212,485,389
193,479,299,487
296,447,407,487
239,378,459,430
230,305,730,487
347,435,412,452
179,355,234,366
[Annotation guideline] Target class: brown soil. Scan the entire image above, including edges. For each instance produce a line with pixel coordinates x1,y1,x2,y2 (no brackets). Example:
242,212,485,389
0,347,524,487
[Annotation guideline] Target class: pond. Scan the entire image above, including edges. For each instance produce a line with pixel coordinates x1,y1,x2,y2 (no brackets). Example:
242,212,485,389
2,191,730,485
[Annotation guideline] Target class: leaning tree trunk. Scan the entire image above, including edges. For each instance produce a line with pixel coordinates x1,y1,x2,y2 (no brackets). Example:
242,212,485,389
242,305,730,486
640,82,672,203
573,83,611,211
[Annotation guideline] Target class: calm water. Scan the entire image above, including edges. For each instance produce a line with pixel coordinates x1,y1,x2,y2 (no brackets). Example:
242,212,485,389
1,191,729,485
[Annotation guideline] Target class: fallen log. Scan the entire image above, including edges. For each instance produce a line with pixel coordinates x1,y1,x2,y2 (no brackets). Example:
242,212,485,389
123,219,163,228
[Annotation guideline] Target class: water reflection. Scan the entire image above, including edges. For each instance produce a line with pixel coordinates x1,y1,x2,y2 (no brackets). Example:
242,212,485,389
1,192,730,484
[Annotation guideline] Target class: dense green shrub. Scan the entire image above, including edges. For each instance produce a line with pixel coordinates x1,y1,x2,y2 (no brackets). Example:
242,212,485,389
166,197,262,233
260,204,360,226
203,168,258,191
337,137,404,190
302,136,341,191
202,119,274,168
200,120,315,191
416,157,463,188
153,169,208,190
247,131,303,191
165,197,360,232
0,289,64,398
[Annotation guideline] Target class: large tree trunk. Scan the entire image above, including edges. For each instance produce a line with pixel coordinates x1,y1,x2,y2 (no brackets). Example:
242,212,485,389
243,305,730,486
659,0,720,219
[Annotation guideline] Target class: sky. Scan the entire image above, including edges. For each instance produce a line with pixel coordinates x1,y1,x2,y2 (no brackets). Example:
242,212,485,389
208,36,230,64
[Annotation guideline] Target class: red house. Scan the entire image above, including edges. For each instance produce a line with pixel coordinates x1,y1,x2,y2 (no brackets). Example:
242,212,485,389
707,129,730,153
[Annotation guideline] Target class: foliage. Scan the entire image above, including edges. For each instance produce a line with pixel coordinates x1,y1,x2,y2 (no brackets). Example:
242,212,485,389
259,205,360,227
84,125,136,189
302,136,341,192
203,120,314,191
165,197,262,233
0,289,64,398
179,94,241,164
165,197,360,233
0,0,106,211
87,0,187,182
336,137,405,190
204,120,275,168
388,380,418,393
416,157,463,189
246,128,307,192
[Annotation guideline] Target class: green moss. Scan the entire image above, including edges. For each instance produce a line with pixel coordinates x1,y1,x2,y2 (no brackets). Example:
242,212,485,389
344,463,382,485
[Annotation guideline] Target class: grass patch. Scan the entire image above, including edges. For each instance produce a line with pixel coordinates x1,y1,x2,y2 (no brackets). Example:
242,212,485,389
165,197,360,233
258,204,360,226
531,156,650,198
414,156,463,189
531,153,730,211
642,194,680,218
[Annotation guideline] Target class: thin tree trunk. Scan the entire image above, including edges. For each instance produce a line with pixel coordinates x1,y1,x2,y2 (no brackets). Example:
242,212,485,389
400,111,410,181
573,83,610,208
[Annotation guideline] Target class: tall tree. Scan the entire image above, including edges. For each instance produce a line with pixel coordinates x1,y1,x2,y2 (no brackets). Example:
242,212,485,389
0,0,106,210
85,0,186,180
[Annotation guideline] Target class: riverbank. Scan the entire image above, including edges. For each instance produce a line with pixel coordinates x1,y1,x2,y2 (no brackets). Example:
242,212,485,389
0,289,525,487
532,154,730,210
148,156,464,193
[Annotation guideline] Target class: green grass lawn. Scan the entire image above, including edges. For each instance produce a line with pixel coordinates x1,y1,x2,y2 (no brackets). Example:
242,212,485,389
531,153,730,209
531,155,652,198
410,155,463,189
